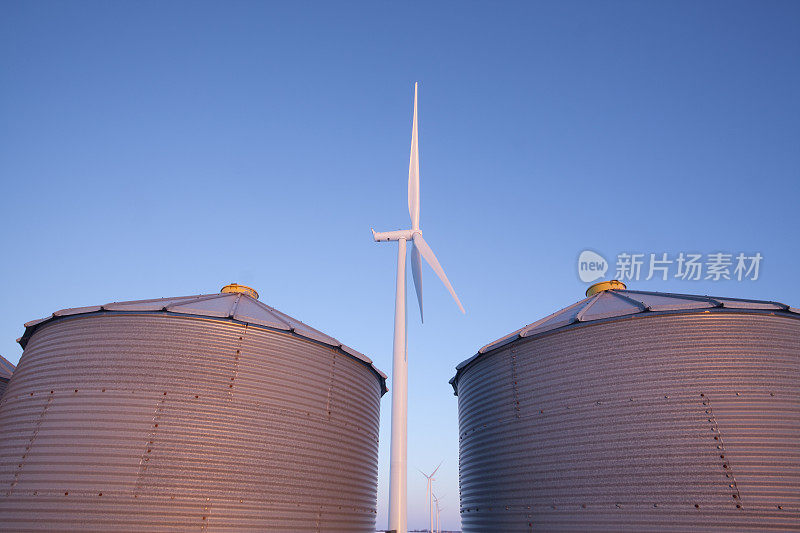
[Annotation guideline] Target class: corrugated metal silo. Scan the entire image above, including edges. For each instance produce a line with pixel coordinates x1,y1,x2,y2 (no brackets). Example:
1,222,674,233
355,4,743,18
0,355,14,400
0,284,386,531
450,282,800,531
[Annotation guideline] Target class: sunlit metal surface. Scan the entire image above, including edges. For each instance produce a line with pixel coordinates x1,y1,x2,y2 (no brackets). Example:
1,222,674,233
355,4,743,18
0,355,13,400
0,296,384,531
18,290,386,391
452,292,800,532
452,289,797,375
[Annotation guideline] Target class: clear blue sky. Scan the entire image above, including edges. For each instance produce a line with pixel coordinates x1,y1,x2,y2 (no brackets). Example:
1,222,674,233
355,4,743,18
1,2,798,530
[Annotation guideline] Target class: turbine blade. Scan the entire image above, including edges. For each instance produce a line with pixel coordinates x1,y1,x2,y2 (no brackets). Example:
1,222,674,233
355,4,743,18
408,82,420,230
413,234,465,314
410,241,423,322
431,460,443,477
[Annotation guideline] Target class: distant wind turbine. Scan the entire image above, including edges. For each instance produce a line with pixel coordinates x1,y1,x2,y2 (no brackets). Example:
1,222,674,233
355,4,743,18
432,493,442,533
372,83,465,533
419,462,442,533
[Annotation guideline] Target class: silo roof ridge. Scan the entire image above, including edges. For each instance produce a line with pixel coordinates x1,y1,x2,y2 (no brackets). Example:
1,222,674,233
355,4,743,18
451,288,799,394
18,291,387,392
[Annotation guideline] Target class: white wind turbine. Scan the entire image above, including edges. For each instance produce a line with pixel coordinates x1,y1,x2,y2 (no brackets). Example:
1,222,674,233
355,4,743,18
372,83,465,533
432,493,442,533
419,461,442,533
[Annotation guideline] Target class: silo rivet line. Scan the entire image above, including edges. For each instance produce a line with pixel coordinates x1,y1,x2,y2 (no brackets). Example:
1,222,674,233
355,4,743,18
228,325,247,401
134,394,167,496
200,496,212,530
8,392,52,496
325,352,337,421
701,392,742,508
511,347,521,419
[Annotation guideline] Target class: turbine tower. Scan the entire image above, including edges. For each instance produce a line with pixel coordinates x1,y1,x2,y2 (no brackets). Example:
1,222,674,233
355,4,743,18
372,83,465,533
419,462,442,533
432,493,442,533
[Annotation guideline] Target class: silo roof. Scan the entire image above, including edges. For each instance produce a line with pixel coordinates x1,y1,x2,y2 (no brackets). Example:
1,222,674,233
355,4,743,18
451,288,800,393
18,291,387,393
0,354,14,380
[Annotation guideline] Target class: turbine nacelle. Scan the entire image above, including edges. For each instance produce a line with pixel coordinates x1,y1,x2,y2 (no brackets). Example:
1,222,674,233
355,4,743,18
372,227,465,318
371,228,419,242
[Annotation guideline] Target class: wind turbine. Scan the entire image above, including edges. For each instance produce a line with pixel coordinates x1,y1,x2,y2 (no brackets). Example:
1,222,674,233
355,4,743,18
419,462,442,533
432,493,442,533
372,83,465,533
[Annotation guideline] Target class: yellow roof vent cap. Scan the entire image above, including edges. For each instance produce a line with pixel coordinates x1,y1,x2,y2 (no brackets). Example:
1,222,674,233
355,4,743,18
220,283,259,300
585,280,627,297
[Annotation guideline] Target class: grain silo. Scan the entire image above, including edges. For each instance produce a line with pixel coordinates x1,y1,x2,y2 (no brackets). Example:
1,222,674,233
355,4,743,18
0,283,386,532
0,355,14,400
450,281,800,531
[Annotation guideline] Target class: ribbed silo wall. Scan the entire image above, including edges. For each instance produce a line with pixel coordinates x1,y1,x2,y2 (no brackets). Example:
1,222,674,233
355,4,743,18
0,379,8,401
456,312,800,531
0,313,381,532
